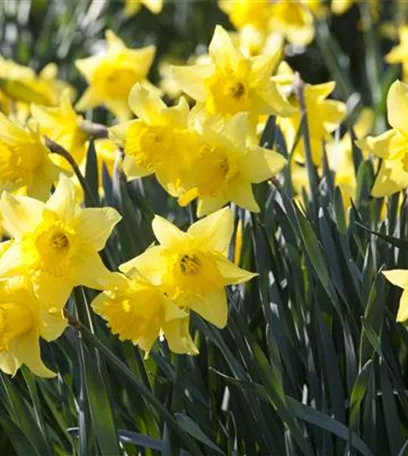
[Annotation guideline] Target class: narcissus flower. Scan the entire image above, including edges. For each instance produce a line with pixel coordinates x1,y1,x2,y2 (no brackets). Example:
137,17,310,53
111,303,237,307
0,277,67,378
171,25,294,126
92,270,197,354
110,84,192,194
383,270,408,322
179,113,287,216
0,174,121,309
219,0,273,31
31,90,88,169
277,80,346,166
0,57,74,108
0,111,64,200
356,80,408,197
120,208,257,329
75,30,156,121
124,0,163,17
386,26,408,82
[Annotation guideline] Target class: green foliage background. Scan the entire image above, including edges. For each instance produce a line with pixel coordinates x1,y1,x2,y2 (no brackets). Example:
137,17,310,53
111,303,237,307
1,1,408,455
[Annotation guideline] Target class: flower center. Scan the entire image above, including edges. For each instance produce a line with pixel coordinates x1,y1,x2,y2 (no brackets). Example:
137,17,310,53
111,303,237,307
0,140,43,185
180,254,201,275
22,211,78,277
205,69,251,115
126,124,171,173
0,302,33,352
92,58,145,98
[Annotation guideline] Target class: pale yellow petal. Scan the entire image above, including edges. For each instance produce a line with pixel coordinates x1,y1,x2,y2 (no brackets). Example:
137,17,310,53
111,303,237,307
228,181,260,212
11,330,56,378
250,46,282,86
34,273,73,313
162,317,199,355
216,254,258,285
187,207,233,255
76,207,121,251
75,55,104,81
188,288,228,329
122,155,153,181
397,289,408,322
128,83,166,122
371,161,408,197
209,25,242,70
387,80,408,135
71,251,113,290
143,0,163,14
119,246,164,284
45,174,76,223
170,64,214,102
0,192,43,238
152,215,190,247
355,130,397,159
383,269,408,288
245,147,287,183
75,87,102,111
0,352,20,376
196,195,229,218
0,243,26,277
109,120,135,144
322,100,347,132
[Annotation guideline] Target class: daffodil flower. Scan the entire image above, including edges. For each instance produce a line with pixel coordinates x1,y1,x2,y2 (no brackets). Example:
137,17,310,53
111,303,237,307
386,26,408,82
179,113,287,216
0,174,121,309
110,84,193,195
75,30,156,121
0,277,67,377
92,270,197,354
356,80,408,197
277,80,346,166
31,90,88,171
0,111,64,200
120,208,257,329
171,25,294,127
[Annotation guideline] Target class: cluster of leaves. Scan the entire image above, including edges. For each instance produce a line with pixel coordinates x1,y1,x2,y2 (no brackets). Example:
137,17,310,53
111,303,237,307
0,1,408,456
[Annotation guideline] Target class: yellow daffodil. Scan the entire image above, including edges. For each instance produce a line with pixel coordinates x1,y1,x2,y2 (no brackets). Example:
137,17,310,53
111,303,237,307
268,0,323,47
219,0,272,31
92,270,197,354
277,80,346,166
124,0,163,17
356,80,408,197
0,57,73,108
110,84,193,196
386,26,408,82
383,270,408,322
31,90,88,169
171,25,294,126
179,113,287,216
76,30,156,121
0,112,64,200
120,207,257,329
0,276,67,378
0,174,121,309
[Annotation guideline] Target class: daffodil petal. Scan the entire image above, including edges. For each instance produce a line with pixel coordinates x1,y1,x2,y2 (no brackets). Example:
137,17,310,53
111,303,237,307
170,64,214,102
371,161,408,197
189,289,228,329
197,195,229,218
383,269,408,288
72,251,113,290
209,25,242,70
387,80,408,135
11,330,56,378
120,246,164,284
152,215,190,247
46,174,76,222
397,290,408,322
33,273,73,311
0,193,43,239
0,352,20,376
188,207,233,255
76,207,121,251
216,254,258,285
128,83,166,122
162,317,199,355
245,147,287,183
228,182,260,212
